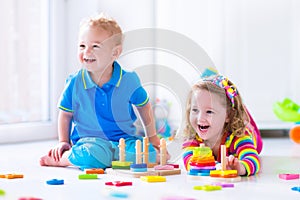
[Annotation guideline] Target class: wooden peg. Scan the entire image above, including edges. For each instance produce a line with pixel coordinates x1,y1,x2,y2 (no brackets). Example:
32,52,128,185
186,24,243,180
160,138,167,166
220,145,226,171
136,140,142,164
119,138,126,162
143,137,149,164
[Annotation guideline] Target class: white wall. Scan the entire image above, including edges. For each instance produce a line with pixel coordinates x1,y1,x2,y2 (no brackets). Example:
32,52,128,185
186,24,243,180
155,0,300,129
62,0,300,130
65,0,156,74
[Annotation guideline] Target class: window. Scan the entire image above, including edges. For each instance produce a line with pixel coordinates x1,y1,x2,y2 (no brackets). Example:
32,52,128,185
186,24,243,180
0,0,62,143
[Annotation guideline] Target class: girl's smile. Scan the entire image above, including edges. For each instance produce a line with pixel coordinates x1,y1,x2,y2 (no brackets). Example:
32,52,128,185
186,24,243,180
189,89,229,146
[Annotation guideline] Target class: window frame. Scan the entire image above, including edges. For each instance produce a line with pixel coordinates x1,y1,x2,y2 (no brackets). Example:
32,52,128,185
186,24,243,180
0,0,66,144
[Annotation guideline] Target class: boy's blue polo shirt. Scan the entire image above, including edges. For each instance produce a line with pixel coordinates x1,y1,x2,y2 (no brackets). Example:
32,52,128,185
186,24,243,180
58,61,149,144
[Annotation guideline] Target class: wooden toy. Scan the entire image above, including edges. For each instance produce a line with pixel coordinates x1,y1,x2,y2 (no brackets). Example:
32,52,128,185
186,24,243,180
212,183,234,188
78,174,98,179
193,185,222,191
111,138,132,169
105,181,133,187
18,197,42,200
140,175,166,182
46,179,64,185
106,137,181,178
85,168,105,174
109,191,129,198
279,173,300,180
0,189,5,196
0,173,24,179
291,186,300,192
187,144,241,182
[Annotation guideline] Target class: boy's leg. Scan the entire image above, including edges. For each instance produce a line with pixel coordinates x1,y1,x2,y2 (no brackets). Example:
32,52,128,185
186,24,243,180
68,137,113,170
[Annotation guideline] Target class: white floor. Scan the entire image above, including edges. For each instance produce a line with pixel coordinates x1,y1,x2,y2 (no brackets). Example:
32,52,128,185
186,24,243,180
0,137,300,200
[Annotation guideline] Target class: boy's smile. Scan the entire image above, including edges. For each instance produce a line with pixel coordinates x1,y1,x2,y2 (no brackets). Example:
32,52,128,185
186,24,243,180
83,58,96,63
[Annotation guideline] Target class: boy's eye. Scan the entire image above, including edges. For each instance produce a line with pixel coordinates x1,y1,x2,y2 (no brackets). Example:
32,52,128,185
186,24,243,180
79,44,85,49
207,110,214,114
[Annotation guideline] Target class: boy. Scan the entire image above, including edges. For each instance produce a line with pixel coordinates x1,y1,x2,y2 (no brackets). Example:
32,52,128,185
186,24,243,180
40,14,162,169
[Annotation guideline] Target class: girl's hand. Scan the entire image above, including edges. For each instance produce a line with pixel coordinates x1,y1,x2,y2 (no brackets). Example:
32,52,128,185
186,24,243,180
48,142,71,162
226,155,246,176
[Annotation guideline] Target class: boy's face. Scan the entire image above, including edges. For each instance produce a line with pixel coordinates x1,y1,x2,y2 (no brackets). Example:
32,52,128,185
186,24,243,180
189,89,229,142
78,25,118,73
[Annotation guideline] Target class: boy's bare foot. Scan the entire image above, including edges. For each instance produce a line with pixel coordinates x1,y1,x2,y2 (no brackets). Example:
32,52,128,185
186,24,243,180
39,154,70,167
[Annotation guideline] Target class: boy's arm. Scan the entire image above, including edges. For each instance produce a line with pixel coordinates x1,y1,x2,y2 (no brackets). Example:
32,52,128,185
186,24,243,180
58,110,73,143
136,102,160,147
48,110,73,161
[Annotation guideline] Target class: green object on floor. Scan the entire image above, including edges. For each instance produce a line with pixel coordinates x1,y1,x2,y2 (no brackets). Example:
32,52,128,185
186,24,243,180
0,189,5,196
78,174,98,179
273,98,300,122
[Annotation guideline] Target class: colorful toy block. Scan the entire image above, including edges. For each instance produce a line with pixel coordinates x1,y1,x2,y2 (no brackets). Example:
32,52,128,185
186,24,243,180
0,189,5,196
140,175,166,182
85,168,104,174
46,179,64,185
291,186,300,192
105,181,133,187
166,164,180,168
187,145,241,182
130,163,148,172
279,173,300,180
111,161,132,169
212,182,234,188
154,165,174,170
0,173,24,179
210,170,238,178
78,174,98,179
109,191,129,198
18,197,42,200
193,185,222,191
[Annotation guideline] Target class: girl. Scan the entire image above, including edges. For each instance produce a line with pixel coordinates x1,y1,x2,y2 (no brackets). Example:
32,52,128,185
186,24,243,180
182,75,262,176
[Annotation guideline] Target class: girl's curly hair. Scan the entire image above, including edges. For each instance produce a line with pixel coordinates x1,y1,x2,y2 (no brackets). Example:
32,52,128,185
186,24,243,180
183,76,249,141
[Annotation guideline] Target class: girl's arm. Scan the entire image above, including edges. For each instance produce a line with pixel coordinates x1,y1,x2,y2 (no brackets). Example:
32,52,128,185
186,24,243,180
229,134,260,176
182,140,200,170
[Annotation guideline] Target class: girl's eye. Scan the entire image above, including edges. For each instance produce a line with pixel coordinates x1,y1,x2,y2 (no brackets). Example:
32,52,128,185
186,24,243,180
79,44,85,49
191,108,198,113
207,110,214,114
93,44,101,48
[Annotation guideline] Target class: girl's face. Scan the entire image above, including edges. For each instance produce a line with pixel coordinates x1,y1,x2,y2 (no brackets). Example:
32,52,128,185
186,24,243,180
78,26,116,73
189,89,229,142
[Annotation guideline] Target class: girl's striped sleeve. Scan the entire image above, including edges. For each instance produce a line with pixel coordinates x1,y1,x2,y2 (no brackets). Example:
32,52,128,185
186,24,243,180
230,135,260,176
182,140,199,170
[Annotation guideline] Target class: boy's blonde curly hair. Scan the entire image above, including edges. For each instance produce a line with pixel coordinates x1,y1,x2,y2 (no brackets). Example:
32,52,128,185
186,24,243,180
183,76,250,141
79,13,123,46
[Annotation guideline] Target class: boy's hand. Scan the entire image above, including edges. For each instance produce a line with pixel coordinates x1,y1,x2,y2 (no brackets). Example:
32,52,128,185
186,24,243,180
226,155,246,176
149,135,171,163
48,142,71,162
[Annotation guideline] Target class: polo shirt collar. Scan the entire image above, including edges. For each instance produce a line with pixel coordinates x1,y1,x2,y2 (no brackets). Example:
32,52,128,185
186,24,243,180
81,61,123,89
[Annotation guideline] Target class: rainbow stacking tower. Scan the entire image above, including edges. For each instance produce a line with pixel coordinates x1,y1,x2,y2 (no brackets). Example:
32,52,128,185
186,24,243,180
187,145,241,182
188,144,216,176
